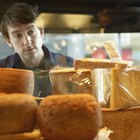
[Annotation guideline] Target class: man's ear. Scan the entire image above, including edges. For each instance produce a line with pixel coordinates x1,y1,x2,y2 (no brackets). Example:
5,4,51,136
39,27,44,39
6,39,13,48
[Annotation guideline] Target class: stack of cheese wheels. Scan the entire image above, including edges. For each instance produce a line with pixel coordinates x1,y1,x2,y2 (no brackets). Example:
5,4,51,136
37,94,102,140
0,93,37,135
0,68,34,94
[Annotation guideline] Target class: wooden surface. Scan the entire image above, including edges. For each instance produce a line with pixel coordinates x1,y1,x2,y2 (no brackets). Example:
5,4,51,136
102,106,140,140
0,130,43,140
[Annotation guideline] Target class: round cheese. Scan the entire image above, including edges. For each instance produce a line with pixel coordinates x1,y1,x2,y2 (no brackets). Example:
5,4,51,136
0,93,37,134
37,94,102,140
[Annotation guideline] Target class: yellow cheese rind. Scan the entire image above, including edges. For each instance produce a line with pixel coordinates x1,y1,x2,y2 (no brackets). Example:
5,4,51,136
74,58,129,70
110,67,140,109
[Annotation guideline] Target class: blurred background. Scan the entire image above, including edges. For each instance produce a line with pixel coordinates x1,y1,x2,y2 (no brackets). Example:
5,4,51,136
0,0,140,65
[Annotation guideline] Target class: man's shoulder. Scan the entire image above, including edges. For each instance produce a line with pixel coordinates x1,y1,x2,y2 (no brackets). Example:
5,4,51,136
50,51,74,67
0,54,16,67
42,45,74,67
49,51,72,59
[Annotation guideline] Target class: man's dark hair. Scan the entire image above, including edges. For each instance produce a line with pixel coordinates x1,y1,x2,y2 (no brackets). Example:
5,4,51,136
0,2,38,39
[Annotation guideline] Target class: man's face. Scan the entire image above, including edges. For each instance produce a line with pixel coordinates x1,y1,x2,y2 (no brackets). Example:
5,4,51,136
6,23,44,59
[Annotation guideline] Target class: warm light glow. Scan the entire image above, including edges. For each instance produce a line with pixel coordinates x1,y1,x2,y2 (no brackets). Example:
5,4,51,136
35,13,94,29
93,47,97,51
53,43,61,51
60,39,67,47
75,46,80,53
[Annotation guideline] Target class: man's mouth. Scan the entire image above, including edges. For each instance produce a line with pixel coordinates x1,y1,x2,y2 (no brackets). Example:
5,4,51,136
24,48,35,52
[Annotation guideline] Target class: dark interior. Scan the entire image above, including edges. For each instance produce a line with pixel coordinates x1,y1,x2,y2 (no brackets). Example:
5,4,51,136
0,0,140,33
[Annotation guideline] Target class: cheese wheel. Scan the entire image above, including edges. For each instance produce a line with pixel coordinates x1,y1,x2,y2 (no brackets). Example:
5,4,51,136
37,94,102,140
0,93,37,134
0,68,34,94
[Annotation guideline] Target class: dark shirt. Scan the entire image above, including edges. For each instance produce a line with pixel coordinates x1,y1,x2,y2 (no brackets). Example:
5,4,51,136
0,45,74,97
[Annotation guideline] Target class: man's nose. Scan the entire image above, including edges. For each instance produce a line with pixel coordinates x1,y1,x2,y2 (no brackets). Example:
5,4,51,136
23,34,32,46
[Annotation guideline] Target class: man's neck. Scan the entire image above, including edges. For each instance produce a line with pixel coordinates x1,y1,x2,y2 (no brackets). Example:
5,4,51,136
21,51,45,68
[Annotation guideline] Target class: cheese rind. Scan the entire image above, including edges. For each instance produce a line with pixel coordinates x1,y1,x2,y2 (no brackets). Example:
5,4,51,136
74,58,130,70
110,67,140,109
0,93,37,134
49,68,92,94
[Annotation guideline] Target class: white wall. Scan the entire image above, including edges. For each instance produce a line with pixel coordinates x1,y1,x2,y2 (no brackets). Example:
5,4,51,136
0,34,14,59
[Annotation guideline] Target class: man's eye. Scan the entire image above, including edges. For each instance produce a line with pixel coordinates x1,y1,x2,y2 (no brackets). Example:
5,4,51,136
14,34,22,39
28,29,35,36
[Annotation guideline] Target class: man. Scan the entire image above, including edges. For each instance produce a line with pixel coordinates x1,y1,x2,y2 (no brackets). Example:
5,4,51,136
0,2,74,97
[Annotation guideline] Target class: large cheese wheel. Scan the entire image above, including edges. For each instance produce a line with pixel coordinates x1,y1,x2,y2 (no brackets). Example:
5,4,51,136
0,68,34,94
0,93,37,134
37,94,102,140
